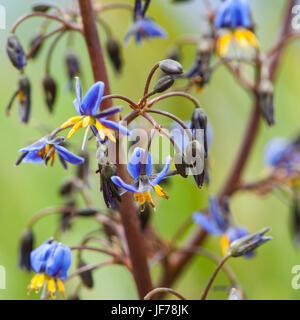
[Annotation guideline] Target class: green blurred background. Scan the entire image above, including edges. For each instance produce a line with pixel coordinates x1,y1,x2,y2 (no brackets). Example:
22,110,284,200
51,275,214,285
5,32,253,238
0,0,300,300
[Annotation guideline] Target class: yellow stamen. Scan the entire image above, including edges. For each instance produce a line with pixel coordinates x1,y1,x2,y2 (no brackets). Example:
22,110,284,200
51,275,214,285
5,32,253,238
67,120,83,139
28,273,45,294
95,120,116,142
153,185,169,199
61,116,82,129
220,234,230,256
82,115,96,128
216,33,232,57
47,277,56,299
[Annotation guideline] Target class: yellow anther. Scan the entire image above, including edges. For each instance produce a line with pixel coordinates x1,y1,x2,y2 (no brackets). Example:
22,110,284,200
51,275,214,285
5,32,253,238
95,120,116,142
47,277,56,299
56,279,65,297
82,115,95,128
220,234,230,256
67,120,83,139
216,33,232,57
153,185,169,199
61,116,82,129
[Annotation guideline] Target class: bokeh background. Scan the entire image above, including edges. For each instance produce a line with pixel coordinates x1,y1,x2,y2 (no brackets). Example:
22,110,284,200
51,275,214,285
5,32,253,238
0,0,300,300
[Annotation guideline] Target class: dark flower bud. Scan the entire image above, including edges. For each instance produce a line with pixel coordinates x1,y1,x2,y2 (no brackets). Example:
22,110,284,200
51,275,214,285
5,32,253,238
228,227,272,257
75,208,99,217
139,203,152,231
59,200,76,232
106,37,122,73
66,50,80,80
291,198,300,247
29,33,43,59
42,74,57,113
6,34,27,70
174,152,188,178
154,75,175,93
32,3,52,12
78,260,94,289
258,79,275,126
19,229,34,271
99,164,121,208
159,59,183,75
185,140,205,188
191,108,208,157
59,180,74,196
76,151,90,184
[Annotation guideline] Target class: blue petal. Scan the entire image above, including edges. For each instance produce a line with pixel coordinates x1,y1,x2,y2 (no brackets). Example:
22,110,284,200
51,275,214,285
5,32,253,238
100,119,131,136
30,241,58,274
45,244,72,279
193,212,223,235
170,122,190,152
263,137,289,167
151,155,172,186
73,77,82,115
81,81,105,116
19,140,47,153
209,196,227,232
127,148,152,180
22,151,43,163
55,145,85,165
111,176,139,193
96,106,123,119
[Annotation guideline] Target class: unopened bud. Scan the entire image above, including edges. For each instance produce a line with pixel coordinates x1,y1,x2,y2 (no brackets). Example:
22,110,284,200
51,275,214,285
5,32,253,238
106,37,122,73
6,34,26,70
159,59,183,75
258,79,275,126
29,34,44,59
42,75,57,113
78,260,94,288
154,75,175,93
174,152,188,178
75,208,98,217
32,3,52,12
66,50,80,80
19,229,34,271
18,74,31,123
228,227,272,257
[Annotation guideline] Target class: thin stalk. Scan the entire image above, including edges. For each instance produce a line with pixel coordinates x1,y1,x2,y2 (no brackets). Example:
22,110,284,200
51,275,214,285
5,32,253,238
144,287,187,300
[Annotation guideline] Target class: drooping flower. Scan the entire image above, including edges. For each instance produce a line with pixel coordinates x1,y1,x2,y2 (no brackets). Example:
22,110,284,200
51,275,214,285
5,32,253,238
214,0,259,56
61,77,130,146
28,239,72,299
16,136,84,169
193,196,252,257
125,0,167,45
111,147,172,211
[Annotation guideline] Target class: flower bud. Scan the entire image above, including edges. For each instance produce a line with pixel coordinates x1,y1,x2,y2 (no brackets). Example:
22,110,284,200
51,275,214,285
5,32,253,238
227,227,272,257
191,108,208,157
6,34,26,70
29,33,43,59
32,3,52,12
42,74,57,113
159,59,183,75
66,50,80,89
174,152,188,178
75,208,99,217
59,180,74,196
18,74,31,123
78,260,94,289
291,198,300,247
19,229,34,271
106,37,122,73
258,79,275,126
154,75,175,93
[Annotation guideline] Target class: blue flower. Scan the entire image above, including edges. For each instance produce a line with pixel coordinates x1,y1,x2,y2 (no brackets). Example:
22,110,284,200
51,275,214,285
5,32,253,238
61,77,130,144
17,136,84,169
28,239,72,299
214,0,253,30
263,137,291,167
125,17,167,45
214,0,258,56
193,196,252,256
111,147,172,211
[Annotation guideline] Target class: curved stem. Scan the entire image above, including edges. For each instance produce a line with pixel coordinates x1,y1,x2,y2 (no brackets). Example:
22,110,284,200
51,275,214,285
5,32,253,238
95,2,133,13
143,63,159,97
102,94,138,109
10,12,81,33
70,245,118,259
144,287,187,300
201,254,231,300
147,92,201,108
45,31,65,74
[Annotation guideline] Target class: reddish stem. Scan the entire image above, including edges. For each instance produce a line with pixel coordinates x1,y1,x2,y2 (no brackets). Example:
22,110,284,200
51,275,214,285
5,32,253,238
78,0,153,299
